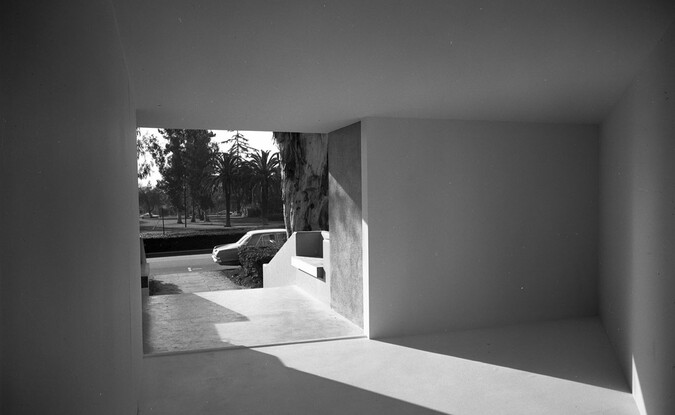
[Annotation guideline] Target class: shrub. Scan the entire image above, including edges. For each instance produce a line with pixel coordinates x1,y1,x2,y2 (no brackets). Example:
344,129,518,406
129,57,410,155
142,232,245,254
237,243,282,287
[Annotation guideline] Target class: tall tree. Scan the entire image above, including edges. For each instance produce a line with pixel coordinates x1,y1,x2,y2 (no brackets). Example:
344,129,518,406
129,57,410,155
222,130,253,213
184,130,216,222
273,132,328,235
223,130,252,162
153,129,216,224
155,129,187,223
211,151,237,227
248,149,280,225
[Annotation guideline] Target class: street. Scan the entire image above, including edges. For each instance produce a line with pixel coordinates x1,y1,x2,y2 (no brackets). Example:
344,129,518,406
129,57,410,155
147,253,238,277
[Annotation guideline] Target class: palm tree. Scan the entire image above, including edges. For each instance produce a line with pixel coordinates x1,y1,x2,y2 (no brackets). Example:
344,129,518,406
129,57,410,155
248,149,280,225
211,151,237,227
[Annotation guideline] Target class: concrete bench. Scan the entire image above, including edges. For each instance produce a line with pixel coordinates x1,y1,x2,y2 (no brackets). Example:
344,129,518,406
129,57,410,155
291,256,325,281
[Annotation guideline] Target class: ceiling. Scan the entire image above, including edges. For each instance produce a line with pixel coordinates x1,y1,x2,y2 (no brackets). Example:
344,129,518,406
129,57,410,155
114,0,675,133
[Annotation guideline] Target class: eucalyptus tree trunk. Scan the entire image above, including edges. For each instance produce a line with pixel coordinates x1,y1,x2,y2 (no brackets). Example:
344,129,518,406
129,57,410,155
273,132,329,236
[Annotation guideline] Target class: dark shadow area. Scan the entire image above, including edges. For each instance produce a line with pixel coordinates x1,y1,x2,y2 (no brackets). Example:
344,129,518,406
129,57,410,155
380,317,630,392
149,279,183,295
142,293,249,354
141,343,446,414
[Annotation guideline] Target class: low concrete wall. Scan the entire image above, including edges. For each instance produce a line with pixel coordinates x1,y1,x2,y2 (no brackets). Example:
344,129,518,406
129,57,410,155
264,232,330,305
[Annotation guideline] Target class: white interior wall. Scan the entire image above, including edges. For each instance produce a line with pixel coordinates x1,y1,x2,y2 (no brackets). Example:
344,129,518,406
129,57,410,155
362,117,599,338
0,1,141,413
599,23,675,415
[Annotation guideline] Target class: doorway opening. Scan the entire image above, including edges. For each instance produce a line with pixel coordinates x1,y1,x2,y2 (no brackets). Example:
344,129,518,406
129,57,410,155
137,127,364,354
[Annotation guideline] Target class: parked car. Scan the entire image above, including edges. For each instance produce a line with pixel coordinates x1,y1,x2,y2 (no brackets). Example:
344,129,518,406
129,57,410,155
212,229,288,265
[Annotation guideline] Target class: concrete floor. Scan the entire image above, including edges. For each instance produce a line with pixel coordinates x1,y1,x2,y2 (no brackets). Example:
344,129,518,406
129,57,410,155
143,286,364,354
140,317,639,415
150,271,241,294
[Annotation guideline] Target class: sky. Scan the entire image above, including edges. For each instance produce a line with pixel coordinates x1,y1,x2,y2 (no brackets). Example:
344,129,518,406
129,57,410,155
138,128,278,186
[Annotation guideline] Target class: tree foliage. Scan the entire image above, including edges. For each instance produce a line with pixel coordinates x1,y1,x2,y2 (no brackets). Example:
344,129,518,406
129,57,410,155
221,130,254,213
248,149,280,225
139,128,283,227
136,130,161,180
138,185,165,217
223,130,252,162
185,132,216,221
211,151,237,227
153,129,215,223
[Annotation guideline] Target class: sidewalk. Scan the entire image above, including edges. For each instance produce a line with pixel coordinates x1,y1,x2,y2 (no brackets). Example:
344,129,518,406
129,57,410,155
143,286,364,354
150,270,241,294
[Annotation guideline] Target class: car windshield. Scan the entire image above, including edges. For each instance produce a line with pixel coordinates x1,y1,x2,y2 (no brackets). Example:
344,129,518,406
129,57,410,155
237,234,251,245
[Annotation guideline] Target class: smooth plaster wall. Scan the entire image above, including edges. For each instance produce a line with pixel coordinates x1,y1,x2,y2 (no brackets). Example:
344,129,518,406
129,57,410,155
328,122,363,328
599,23,675,415
362,117,599,338
264,232,330,305
1,1,141,413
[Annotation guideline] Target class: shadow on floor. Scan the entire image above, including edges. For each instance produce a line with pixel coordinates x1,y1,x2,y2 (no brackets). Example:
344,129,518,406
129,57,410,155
141,346,445,415
380,317,629,392
149,279,183,295
142,287,363,355
143,293,249,354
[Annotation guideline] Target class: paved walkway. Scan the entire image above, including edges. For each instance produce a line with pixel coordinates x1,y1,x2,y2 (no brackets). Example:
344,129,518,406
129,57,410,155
143,286,364,354
150,270,241,294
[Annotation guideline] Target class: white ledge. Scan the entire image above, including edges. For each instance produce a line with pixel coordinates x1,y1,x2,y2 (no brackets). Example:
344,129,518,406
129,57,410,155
291,256,325,281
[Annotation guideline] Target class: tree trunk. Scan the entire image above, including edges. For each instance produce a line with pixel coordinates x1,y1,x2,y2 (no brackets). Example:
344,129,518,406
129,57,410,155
224,187,232,227
261,180,269,225
273,132,329,236
183,183,188,228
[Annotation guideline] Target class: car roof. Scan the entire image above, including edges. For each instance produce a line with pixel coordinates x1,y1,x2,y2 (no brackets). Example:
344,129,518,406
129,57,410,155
246,229,286,235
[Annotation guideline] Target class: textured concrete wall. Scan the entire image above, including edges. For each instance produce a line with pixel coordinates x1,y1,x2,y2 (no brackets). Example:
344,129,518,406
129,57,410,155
328,123,363,328
362,117,599,338
0,1,141,413
599,23,675,415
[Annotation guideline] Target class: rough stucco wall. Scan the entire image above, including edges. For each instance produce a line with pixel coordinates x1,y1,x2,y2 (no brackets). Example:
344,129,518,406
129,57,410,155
0,1,141,413
328,123,363,327
599,23,675,415
362,117,599,339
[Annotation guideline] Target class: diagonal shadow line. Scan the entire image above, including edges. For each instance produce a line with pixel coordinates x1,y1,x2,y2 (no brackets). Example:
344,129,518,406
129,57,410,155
378,317,630,392
143,293,249,354
141,345,449,414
